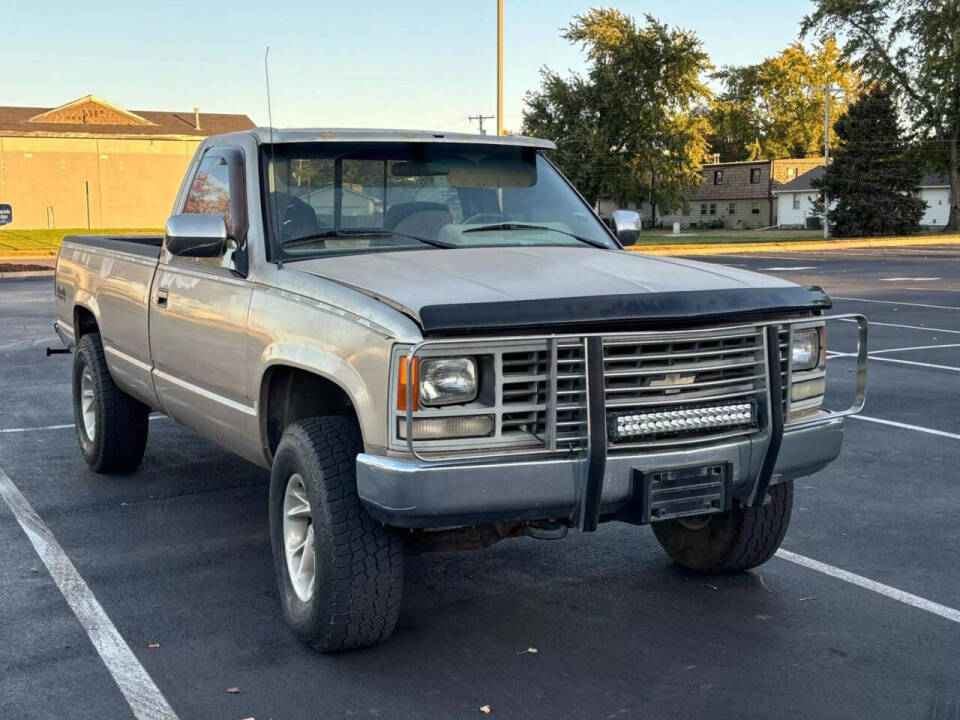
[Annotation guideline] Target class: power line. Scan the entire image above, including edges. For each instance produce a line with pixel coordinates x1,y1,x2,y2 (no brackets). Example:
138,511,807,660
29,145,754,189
468,113,495,135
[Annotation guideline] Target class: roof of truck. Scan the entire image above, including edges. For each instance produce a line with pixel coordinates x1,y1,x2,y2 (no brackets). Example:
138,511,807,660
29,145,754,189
241,127,557,149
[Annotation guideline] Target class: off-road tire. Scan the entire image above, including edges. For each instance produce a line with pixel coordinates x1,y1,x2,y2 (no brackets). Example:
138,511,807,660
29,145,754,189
651,482,793,573
72,332,150,473
269,416,403,653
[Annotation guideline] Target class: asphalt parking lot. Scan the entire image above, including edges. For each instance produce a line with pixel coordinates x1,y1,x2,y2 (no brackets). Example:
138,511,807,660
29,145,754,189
2,245,959,720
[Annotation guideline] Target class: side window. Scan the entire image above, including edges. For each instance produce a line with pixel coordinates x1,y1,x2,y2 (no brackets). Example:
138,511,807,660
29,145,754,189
750,167,762,184
180,150,246,269
184,155,233,233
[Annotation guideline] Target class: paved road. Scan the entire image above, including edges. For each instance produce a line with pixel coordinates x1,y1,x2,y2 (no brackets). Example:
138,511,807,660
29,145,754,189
1,246,959,720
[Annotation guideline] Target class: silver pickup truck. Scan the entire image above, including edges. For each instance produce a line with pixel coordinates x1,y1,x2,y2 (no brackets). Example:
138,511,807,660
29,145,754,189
54,129,867,652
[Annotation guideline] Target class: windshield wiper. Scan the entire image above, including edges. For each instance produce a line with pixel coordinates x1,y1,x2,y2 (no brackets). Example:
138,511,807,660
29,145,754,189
280,229,456,250
461,222,609,249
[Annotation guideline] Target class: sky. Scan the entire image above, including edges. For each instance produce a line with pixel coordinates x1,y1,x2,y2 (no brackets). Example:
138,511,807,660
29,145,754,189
4,0,813,133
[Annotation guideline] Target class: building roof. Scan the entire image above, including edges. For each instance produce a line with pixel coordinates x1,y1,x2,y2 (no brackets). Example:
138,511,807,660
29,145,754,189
919,173,949,188
774,166,825,193
0,95,254,139
776,166,949,193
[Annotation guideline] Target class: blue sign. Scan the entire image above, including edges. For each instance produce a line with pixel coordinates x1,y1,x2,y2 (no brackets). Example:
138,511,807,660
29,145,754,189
0,204,11,226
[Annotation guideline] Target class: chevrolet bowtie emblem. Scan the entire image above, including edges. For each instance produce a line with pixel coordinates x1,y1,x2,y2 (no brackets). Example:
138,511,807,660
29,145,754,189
648,374,696,393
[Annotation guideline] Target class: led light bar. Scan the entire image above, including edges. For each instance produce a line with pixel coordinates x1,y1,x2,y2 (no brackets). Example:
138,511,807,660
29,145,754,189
608,401,756,441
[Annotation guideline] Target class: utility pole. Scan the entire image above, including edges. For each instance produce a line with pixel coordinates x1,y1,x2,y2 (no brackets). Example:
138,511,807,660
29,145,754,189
812,82,844,239
469,114,494,135
497,0,504,135
823,83,832,239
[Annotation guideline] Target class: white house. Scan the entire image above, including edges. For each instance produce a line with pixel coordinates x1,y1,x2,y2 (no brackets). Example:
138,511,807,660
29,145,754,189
917,174,950,227
775,167,950,229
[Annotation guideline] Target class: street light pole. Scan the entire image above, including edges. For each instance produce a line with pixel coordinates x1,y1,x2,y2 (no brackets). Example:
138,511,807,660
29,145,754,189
497,0,503,136
823,83,831,240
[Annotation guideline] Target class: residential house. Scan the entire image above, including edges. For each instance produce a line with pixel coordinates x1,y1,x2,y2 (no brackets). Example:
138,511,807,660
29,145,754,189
775,168,951,229
658,157,824,229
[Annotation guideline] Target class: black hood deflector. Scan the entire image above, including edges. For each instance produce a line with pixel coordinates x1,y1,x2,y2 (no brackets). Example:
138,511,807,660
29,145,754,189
417,286,832,336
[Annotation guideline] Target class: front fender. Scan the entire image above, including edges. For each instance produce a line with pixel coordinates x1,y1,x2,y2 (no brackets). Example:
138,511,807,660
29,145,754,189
256,342,384,454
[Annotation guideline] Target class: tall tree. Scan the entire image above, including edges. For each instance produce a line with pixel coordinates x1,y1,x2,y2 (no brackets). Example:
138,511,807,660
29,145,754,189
813,85,926,236
706,38,859,160
522,9,712,211
802,0,960,231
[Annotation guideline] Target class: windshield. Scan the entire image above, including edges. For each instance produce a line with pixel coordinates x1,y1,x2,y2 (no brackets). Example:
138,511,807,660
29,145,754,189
261,142,618,260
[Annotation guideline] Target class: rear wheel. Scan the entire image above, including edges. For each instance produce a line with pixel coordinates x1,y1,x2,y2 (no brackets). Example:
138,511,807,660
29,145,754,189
651,482,793,573
269,416,403,652
72,333,150,473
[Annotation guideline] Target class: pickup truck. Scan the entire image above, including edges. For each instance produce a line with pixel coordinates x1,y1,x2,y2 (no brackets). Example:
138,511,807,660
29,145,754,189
54,129,868,652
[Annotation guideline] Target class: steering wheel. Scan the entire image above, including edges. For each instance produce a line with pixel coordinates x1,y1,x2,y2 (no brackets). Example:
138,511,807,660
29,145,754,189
463,212,511,225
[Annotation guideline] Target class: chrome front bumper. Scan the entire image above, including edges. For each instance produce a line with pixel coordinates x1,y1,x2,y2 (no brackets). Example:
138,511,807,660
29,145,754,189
357,414,844,529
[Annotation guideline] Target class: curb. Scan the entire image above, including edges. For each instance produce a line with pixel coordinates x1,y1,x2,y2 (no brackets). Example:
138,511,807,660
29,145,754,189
0,270,54,279
628,235,960,256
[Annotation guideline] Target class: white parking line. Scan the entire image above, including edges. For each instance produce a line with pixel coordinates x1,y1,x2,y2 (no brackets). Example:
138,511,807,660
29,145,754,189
0,467,179,720
1,415,167,434
870,343,960,355
827,351,960,372
868,355,960,373
0,423,74,434
850,414,960,440
760,266,818,271
878,277,941,282
832,296,960,310
839,319,960,335
776,550,960,624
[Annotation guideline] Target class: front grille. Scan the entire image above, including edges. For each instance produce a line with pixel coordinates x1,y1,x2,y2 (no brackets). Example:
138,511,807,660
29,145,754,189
553,339,587,447
500,348,548,439
778,327,790,414
601,327,767,447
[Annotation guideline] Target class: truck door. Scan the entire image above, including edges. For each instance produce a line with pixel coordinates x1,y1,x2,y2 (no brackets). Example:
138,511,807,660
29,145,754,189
149,147,255,455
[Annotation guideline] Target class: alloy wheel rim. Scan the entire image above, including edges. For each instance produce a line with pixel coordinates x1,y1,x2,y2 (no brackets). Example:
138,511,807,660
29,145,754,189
80,366,97,441
282,473,316,602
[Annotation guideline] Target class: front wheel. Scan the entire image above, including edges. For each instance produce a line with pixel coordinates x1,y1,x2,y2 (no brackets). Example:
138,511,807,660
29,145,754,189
269,416,403,653
651,482,793,573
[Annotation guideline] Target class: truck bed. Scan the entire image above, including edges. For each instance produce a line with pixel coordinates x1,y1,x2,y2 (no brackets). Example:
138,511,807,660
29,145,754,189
62,234,164,259
56,233,163,408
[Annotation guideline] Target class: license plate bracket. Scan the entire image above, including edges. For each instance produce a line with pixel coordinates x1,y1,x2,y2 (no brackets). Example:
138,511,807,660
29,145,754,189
634,463,731,524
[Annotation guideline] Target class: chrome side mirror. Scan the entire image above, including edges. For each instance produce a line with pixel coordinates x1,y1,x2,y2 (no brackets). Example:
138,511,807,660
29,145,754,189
164,214,228,258
611,209,641,246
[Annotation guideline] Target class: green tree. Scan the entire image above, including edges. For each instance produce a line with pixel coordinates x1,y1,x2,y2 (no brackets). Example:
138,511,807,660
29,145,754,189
813,85,925,236
522,9,712,213
706,38,859,160
802,0,960,231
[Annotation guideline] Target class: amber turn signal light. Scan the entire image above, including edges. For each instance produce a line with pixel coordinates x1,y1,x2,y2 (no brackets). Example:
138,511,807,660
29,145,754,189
397,356,419,411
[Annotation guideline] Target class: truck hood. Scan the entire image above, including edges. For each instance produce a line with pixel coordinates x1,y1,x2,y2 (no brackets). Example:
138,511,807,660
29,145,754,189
293,246,829,335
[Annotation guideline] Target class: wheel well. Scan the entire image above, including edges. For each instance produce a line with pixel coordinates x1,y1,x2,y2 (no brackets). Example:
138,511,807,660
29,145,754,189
261,366,358,460
74,306,99,340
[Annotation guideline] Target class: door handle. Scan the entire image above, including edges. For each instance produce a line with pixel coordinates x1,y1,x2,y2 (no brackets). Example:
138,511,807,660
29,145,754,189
156,287,169,308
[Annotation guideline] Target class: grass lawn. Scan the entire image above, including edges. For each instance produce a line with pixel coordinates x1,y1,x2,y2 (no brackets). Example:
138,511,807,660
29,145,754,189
0,228,161,257
637,227,956,245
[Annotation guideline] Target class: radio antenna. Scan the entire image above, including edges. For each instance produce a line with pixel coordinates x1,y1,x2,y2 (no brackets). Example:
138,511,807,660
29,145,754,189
265,46,284,268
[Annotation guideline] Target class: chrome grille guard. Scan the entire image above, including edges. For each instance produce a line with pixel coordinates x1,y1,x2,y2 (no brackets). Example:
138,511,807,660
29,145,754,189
402,314,868,470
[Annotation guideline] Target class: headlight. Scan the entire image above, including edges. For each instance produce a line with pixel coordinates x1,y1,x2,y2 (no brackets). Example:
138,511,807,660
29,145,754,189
419,357,477,406
791,328,822,371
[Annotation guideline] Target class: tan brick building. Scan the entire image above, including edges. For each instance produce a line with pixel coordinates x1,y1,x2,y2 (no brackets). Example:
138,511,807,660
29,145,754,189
0,95,254,230
659,157,824,229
